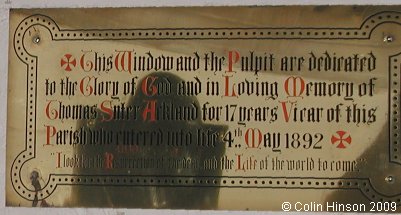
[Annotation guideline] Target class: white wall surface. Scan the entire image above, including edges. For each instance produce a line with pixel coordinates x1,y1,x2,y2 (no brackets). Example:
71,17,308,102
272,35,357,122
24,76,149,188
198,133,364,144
1,0,401,214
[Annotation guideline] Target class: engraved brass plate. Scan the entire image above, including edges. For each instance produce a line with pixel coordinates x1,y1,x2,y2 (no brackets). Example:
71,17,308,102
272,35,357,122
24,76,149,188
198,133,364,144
6,7,401,211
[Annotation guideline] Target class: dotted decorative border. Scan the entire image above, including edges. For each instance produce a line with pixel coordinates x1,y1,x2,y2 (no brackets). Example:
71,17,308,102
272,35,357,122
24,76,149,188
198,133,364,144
390,54,401,164
10,11,401,204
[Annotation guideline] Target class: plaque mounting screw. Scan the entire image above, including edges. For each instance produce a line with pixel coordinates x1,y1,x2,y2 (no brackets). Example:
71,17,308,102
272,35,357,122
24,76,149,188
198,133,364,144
87,119,95,127
385,175,394,183
33,36,40,44
384,35,394,43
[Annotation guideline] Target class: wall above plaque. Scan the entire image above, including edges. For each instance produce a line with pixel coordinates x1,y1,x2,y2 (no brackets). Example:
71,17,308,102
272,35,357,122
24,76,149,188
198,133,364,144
6,6,401,212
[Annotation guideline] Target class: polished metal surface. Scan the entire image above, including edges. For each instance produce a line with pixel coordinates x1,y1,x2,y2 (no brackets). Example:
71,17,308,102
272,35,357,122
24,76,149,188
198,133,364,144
6,6,401,211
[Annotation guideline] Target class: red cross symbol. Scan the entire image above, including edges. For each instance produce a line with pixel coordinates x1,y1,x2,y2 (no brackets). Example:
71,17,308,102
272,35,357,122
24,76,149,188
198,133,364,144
60,54,76,71
331,131,352,149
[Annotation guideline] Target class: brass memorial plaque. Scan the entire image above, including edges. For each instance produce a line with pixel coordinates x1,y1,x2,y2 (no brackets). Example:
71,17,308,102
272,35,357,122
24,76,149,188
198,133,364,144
6,6,401,212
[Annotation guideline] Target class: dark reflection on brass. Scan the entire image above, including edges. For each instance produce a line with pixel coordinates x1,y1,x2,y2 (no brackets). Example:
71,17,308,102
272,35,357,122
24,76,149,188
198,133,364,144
70,72,227,209
6,7,401,211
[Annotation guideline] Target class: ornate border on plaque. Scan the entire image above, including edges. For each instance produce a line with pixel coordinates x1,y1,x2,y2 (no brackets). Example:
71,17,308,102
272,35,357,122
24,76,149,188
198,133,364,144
389,53,401,165
10,11,401,204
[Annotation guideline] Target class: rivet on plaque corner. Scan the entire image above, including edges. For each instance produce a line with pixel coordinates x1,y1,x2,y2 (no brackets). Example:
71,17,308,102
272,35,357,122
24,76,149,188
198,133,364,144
87,119,95,127
384,35,394,43
33,36,41,44
385,175,394,183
